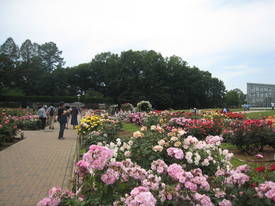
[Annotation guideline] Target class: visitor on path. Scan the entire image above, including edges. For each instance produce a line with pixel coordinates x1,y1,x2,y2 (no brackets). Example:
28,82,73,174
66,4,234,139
222,107,228,113
272,102,275,110
65,105,71,129
38,105,47,129
70,107,79,129
57,102,71,139
46,104,55,129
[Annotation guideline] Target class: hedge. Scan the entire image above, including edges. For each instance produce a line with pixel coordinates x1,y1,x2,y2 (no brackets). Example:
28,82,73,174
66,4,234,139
0,95,112,108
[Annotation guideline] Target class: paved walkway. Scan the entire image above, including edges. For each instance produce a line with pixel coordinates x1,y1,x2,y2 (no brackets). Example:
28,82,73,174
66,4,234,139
0,122,77,206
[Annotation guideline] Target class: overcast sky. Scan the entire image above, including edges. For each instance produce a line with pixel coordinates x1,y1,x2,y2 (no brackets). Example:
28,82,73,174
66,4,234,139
1,0,275,92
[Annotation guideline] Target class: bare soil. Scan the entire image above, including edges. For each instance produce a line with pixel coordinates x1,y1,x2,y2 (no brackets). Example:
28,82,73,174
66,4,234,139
229,146,275,162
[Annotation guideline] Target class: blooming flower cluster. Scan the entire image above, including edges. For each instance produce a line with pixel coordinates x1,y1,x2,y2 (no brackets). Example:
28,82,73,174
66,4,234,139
37,186,76,206
83,145,113,171
76,115,103,135
1,109,40,144
255,181,275,201
169,118,223,139
124,186,157,206
167,147,184,159
39,109,275,206
128,112,146,125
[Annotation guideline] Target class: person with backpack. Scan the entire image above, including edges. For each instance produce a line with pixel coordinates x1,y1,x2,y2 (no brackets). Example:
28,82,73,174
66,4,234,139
46,104,56,130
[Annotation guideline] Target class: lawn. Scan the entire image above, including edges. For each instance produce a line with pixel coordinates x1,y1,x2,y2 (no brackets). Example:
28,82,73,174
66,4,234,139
117,122,140,138
244,110,275,119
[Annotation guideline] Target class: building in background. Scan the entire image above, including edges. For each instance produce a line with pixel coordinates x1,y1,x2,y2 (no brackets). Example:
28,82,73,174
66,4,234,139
247,83,275,107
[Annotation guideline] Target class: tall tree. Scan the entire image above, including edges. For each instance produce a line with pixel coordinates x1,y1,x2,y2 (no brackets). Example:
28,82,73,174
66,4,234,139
39,42,65,72
20,39,34,63
224,89,241,107
0,37,19,62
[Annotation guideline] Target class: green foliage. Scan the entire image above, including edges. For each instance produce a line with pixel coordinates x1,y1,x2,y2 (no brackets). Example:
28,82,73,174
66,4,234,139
39,42,65,71
120,103,134,112
121,122,140,133
0,37,227,109
225,120,275,154
84,89,104,99
244,110,275,119
224,88,246,108
136,100,152,112
0,95,107,105
0,37,19,61
143,114,160,127
1,88,25,96
130,130,166,169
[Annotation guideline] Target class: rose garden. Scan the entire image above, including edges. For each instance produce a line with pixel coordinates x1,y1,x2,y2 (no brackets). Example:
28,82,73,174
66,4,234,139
13,101,270,206
0,37,275,206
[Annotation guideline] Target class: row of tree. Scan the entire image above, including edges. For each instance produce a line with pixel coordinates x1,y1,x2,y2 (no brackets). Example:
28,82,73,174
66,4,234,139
0,37,244,109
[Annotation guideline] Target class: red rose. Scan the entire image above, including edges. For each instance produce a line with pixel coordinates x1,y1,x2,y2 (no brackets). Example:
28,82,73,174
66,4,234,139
269,165,275,171
255,166,265,172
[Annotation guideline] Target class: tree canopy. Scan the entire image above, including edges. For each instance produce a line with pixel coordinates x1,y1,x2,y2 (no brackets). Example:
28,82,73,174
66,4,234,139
0,37,227,109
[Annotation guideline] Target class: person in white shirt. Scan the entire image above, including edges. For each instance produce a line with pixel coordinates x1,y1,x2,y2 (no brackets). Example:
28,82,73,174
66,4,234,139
38,105,47,129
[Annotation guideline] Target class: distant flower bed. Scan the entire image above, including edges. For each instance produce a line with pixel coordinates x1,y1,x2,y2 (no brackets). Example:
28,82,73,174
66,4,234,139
224,119,275,154
0,109,40,145
168,118,223,140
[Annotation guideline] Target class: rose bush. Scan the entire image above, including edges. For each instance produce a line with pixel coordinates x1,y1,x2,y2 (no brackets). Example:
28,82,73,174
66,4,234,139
0,109,39,145
224,119,275,154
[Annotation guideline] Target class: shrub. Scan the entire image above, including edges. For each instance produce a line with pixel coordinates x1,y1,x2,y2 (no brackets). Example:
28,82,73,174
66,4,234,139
0,109,40,145
136,100,152,112
121,103,134,112
168,118,223,140
143,114,160,127
224,119,275,154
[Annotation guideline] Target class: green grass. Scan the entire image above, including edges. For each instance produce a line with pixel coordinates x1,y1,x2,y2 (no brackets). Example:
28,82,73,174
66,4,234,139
122,122,140,133
173,108,243,112
231,156,245,167
220,143,238,150
244,110,275,119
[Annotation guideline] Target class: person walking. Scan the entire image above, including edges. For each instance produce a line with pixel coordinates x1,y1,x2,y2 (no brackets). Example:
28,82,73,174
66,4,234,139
38,105,47,129
70,107,79,129
271,102,275,110
46,104,55,129
57,102,71,139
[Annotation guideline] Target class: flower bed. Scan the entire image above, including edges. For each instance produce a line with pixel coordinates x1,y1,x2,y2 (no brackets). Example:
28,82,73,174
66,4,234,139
169,118,223,140
0,109,40,145
224,119,275,154
38,110,275,206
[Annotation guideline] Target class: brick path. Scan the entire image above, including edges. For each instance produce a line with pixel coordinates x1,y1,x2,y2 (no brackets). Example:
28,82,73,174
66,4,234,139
0,122,77,206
